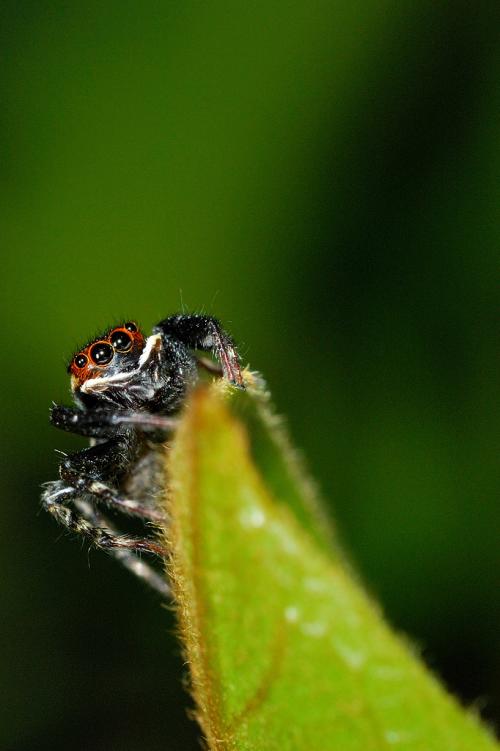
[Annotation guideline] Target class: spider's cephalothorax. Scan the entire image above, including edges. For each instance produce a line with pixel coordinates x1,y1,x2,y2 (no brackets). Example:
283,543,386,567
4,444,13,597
42,314,244,596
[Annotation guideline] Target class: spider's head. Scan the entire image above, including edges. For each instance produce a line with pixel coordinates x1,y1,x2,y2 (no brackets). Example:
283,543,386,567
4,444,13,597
68,322,162,408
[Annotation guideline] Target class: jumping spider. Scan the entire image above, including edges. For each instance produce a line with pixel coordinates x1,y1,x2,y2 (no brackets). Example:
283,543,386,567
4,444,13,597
42,314,244,596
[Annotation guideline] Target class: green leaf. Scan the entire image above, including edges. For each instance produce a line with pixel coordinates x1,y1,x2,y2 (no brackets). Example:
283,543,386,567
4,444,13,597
164,379,496,751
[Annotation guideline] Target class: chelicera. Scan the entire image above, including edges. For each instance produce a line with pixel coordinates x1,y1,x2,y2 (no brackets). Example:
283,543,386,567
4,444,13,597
42,314,244,596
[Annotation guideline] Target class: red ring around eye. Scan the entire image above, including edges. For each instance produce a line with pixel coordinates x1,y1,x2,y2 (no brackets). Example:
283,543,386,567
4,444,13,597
89,341,114,365
110,329,133,352
74,354,88,369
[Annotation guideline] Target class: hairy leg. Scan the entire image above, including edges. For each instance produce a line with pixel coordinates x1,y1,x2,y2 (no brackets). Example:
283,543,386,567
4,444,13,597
154,313,244,387
42,481,166,555
51,405,178,437
42,483,169,596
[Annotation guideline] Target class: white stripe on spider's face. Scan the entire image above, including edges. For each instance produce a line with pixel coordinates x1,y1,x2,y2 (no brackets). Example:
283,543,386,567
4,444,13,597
80,334,162,395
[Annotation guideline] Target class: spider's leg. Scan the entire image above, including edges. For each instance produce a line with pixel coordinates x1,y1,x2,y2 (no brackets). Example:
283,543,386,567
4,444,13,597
51,405,177,438
41,482,169,596
62,476,166,523
110,412,178,433
75,497,170,597
55,431,163,522
154,313,244,387
42,480,166,556
57,434,166,521
50,405,113,438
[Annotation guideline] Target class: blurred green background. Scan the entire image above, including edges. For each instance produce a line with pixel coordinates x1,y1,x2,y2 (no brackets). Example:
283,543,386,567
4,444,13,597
1,2,498,749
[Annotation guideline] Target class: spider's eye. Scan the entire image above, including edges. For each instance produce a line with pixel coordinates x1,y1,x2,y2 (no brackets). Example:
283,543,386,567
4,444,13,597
125,321,137,332
110,329,133,352
74,354,88,369
89,342,114,366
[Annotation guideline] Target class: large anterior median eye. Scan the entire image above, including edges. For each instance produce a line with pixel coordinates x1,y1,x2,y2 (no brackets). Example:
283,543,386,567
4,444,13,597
89,342,114,365
110,329,133,352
